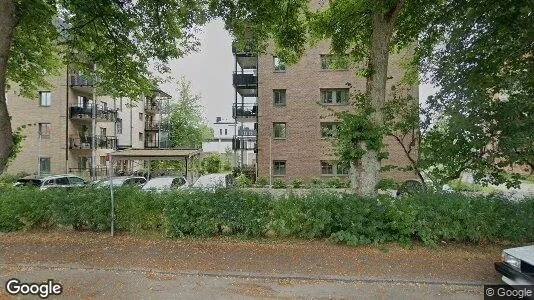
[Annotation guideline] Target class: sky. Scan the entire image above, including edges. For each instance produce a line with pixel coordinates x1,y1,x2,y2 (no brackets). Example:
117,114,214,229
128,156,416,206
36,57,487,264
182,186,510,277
161,20,437,125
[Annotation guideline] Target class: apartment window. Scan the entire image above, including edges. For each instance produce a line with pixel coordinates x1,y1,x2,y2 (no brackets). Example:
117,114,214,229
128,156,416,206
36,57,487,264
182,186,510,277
139,112,143,121
38,123,51,139
273,160,286,176
273,56,286,72
116,119,123,134
321,89,349,104
100,127,107,137
320,54,349,70
320,122,340,138
39,157,51,174
321,161,349,176
139,132,144,141
78,157,88,170
220,129,223,135
273,122,287,139
101,101,108,111
100,156,107,165
273,89,286,106
225,129,228,135
39,91,52,107
77,96,89,108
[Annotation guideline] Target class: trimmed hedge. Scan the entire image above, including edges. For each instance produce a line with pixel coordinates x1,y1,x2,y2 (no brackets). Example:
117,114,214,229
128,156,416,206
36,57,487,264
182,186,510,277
0,186,533,247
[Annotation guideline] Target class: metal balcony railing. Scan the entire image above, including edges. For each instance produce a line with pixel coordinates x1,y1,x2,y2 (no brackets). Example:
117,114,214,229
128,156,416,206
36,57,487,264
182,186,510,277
232,73,258,86
145,122,160,131
238,128,257,136
69,136,117,150
232,138,257,151
70,105,118,122
70,75,94,87
232,103,257,119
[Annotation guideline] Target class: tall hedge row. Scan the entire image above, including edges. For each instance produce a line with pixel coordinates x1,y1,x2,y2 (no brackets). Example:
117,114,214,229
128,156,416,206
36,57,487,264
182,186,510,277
1,186,532,247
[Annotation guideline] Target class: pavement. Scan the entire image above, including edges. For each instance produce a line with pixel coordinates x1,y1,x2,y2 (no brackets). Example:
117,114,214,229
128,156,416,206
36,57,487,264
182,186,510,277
0,231,509,299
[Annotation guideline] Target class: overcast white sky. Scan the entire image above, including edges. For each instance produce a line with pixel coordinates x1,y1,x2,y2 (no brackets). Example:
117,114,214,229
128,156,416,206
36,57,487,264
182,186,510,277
161,20,438,125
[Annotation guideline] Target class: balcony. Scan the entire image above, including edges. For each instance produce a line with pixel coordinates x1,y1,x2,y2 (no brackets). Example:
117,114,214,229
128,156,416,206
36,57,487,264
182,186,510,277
233,73,258,97
145,100,159,114
237,128,257,138
70,75,94,93
145,122,160,131
232,42,258,70
232,138,257,151
233,103,257,123
69,135,117,150
70,105,117,122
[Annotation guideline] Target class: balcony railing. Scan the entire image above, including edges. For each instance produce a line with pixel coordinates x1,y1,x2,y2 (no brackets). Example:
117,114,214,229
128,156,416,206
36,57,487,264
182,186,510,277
233,73,258,87
233,103,257,120
238,128,257,136
145,122,160,131
69,135,117,150
70,105,118,122
232,138,257,151
70,75,94,87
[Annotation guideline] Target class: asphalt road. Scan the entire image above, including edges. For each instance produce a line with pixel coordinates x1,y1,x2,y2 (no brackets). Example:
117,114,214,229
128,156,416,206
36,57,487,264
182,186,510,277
0,265,482,299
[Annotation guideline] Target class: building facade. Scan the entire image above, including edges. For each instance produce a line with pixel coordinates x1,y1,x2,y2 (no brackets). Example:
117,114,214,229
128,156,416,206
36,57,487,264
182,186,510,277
5,67,172,179
202,117,255,166
233,1,419,183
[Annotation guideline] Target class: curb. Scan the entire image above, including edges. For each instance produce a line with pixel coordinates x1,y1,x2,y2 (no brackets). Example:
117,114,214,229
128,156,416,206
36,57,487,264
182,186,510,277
0,263,500,287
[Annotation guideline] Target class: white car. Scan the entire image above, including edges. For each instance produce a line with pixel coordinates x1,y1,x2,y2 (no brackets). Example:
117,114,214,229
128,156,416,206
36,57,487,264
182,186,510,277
495,245,534,285
141,176,188,192
14,174,87,190
191,173,235,189
93,176,147,188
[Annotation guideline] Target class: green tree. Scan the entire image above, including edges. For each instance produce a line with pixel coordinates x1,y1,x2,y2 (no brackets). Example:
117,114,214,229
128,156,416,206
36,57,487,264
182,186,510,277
201,153,223,174
0,0,209,173
167,78,213,149
416,0,533,185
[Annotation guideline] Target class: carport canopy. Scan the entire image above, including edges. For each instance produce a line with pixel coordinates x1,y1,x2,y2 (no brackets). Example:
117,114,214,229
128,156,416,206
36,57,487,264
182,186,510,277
109,149,202,179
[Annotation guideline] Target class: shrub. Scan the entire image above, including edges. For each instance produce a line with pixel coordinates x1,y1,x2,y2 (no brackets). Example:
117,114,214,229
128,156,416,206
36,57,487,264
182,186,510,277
326,177,343,188
397,180,425,196
236,173,252,188
256,177,268,187
273,179,287,189
291,179,304,188
311,178,324,187
376,178,398,190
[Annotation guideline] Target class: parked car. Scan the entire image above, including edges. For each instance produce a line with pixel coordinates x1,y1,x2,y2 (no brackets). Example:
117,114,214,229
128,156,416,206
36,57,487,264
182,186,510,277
495,245,534,285
13,174,87,190
93,176,147,188
141,176,188,192
191,173,235,189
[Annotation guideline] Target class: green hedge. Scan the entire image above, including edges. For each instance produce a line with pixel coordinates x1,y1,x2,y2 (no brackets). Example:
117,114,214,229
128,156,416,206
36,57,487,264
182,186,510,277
0,186,533,247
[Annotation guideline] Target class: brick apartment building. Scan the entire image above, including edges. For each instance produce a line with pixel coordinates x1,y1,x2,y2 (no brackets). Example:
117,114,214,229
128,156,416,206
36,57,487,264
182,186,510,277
232,1,419,183
5,66,170,179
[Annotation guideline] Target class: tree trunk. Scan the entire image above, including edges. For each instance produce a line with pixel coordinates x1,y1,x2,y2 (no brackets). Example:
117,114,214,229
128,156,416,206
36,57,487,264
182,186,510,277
0,0,18,174
351,8,397,197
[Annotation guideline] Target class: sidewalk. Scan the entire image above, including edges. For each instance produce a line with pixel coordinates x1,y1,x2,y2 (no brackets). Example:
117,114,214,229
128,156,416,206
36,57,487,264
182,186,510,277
0,230,506,285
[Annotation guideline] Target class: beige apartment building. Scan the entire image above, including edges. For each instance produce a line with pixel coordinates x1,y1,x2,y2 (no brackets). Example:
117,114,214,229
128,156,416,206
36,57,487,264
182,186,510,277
5,67,169,179
233,1,419,183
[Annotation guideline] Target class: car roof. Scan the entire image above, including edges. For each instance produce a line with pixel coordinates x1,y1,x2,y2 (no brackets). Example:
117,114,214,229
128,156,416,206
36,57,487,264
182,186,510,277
20,174,82,180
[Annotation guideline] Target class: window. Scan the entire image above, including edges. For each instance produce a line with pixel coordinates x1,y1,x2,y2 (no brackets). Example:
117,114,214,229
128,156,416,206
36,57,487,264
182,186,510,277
100,156,107,165
321,89,349,104
78,157,88,170
139,112,143,121
101,101,108,111
273,122,287,139
39,91,51,106
139,132,144,141
77,96,89,108
225,129,228,135
68,176,86,185
56,177,69,185
321,161,349,176
39,157,51,174
273,160,286,176
116,119,123,134
38,123,51,139
100,127,107,137
273,90,286,106
320,54,349,70
273,56,286,72
320,122,340,138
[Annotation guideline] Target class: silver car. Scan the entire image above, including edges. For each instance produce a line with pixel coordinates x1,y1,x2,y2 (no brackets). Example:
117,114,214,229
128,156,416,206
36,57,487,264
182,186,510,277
14,174,87,190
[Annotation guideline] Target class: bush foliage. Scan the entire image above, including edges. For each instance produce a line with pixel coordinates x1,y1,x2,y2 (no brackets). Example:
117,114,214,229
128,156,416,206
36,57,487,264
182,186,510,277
0,186,532,247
